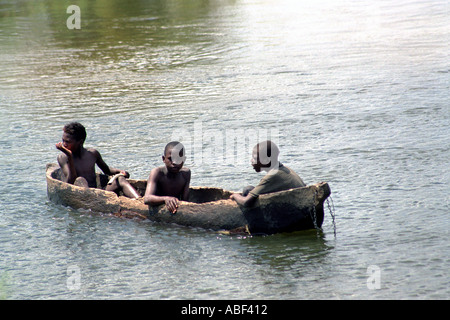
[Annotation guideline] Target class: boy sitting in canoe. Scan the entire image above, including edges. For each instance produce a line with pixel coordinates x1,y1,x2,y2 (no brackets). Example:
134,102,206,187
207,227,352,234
230,140,306,207
55,122,140,199
144,141,191,214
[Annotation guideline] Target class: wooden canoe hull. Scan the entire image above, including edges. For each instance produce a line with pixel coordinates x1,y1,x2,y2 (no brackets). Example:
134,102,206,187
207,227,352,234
46,163,330,234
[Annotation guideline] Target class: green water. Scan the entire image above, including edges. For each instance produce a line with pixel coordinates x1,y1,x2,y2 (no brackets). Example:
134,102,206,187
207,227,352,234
0,0,449,299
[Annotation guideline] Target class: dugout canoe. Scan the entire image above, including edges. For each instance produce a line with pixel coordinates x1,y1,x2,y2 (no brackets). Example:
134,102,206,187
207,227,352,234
46,163,331,235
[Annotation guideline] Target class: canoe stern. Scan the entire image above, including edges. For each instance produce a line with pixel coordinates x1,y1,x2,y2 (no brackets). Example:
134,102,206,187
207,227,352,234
243,182,331,235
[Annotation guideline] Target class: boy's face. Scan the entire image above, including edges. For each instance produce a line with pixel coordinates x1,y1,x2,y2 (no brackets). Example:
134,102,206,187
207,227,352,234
251,147,262,172
251,145,275,172
61,132,82,152
163,146,186,173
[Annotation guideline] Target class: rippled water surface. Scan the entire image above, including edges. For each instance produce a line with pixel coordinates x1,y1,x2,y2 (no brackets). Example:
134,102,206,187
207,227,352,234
0,0,449,299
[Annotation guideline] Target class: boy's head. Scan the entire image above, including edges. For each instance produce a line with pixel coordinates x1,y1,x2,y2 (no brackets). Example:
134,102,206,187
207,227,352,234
63,122,86,142
163,141,186,173
251,140,279,172
62,122,86,151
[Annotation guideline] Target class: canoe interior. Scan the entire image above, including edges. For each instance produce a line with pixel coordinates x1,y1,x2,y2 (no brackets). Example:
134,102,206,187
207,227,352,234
49,166,234,204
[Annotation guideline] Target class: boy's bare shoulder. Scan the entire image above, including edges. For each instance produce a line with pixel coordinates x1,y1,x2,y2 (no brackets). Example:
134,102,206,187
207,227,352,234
149,166,190,178
149,166,165,177
85,147,101,157
181,167,191,176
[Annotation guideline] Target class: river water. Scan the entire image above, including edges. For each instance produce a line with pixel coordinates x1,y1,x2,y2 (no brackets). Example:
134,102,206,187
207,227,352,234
0,0,448,300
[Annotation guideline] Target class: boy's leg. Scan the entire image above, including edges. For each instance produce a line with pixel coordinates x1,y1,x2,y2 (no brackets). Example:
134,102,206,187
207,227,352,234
74,177,89,188
106,175,140,199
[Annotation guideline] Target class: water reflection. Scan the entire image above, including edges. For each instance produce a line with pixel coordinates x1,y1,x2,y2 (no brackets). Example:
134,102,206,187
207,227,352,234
1,0,448,299
0,0,241,123
240,230,333,271
1,0,235,51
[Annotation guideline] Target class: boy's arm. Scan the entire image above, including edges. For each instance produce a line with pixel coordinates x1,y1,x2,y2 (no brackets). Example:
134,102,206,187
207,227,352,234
144,168,179,213
181,169,191,201
231,173,273,207
56,143,77,184
143,168,159,205
93,149,129,177
230,193,257,207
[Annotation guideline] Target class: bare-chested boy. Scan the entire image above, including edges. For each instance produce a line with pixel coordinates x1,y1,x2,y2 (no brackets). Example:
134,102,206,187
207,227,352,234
144,141,191,214
55,122,140,199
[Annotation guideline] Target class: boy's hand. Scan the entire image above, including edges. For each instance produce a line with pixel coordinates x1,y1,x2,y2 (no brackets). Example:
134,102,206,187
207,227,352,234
120,170,130,178
55,142,72,156
165,197,179,214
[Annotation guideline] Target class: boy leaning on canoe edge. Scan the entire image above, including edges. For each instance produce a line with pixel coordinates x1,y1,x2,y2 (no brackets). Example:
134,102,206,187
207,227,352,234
230,140,306,207
143,141,191,214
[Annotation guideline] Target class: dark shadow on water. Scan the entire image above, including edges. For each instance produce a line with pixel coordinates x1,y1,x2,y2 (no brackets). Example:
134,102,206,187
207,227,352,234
230,229,335,273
